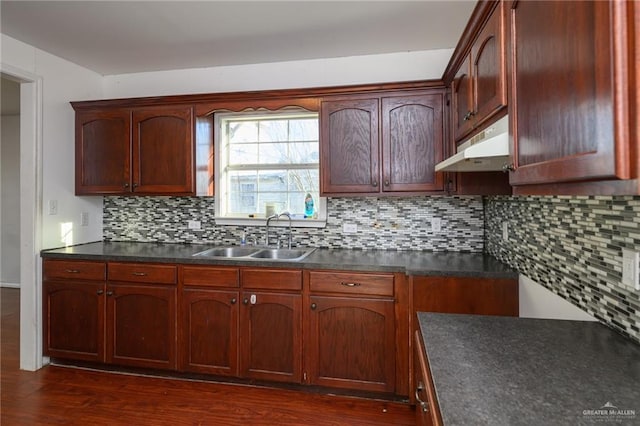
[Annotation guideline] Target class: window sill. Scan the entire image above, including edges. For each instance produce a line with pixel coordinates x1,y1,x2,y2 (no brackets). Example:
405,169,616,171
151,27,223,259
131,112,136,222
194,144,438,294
215,217,327,229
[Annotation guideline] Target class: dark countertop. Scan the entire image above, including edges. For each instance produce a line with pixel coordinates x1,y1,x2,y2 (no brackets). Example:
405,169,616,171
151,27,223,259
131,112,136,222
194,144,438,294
417,313,640,426
40,241,517,278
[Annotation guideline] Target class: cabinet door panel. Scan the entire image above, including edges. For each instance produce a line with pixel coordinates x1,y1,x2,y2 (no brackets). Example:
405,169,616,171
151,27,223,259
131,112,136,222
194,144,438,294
472,1,506,127
240,292,302,383
320,99,379,194
107,284,177,370
510,0,625,185
307,296,395,393
75,109,131,194
451,56,474,141
382,94,444,192
43,281,105,362
181,289,239,375
132,106,194,194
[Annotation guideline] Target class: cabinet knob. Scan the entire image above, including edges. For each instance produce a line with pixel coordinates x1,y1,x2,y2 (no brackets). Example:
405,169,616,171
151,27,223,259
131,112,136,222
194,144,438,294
123,183,129,188
311,303,317,310
97,290,104,295
132,183,139,188
243,298,249,305
463,111,475,121
230,298,237,305
384,179,390,187
502,163,515,173
106,291,114,296
372,180,378,187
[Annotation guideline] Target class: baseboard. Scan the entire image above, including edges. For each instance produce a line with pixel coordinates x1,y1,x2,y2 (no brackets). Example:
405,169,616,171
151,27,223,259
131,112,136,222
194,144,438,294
0,282,20,288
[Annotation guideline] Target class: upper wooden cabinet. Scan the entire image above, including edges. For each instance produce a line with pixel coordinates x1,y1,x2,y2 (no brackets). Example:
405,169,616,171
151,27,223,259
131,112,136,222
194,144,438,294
507,0,639,194
451,1,507,142
320,90,445,196
73,104,195,195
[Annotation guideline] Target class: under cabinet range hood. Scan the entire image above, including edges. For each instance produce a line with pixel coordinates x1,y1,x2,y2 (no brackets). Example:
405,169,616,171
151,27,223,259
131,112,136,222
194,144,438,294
435,115,510,172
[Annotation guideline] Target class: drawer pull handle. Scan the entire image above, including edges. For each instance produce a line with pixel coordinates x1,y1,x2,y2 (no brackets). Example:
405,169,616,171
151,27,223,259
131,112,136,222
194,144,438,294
415,381,429,413
132,272,147,276
65,269,80,273
341,282,361,287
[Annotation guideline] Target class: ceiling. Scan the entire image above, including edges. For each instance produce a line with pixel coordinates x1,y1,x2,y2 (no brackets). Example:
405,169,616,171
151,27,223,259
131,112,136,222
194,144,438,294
0,1,476,76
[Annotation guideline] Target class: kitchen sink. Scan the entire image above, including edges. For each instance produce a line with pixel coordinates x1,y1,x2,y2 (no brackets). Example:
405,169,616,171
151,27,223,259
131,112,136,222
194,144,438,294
192,247,260,258
192,246,315,261
249,248,315,261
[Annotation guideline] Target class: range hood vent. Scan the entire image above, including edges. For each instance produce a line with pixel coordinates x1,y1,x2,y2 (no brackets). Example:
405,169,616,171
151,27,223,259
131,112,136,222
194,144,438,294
435,116,510,172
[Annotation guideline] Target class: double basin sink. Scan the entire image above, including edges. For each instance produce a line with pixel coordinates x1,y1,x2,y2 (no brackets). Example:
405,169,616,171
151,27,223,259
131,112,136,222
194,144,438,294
192,246,316,262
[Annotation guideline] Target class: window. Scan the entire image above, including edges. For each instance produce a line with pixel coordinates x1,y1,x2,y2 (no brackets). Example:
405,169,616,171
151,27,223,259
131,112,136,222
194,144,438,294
215,110,326,226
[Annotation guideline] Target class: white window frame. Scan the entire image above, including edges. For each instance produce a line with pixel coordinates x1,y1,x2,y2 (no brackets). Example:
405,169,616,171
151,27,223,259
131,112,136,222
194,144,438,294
214,109,326,228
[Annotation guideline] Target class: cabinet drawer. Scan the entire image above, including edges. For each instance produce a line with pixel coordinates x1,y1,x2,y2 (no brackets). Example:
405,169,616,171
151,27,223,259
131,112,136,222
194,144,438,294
108,262,176,284
241,268,302,291
309,271,394,297
43,259,106,281
182,266,239,288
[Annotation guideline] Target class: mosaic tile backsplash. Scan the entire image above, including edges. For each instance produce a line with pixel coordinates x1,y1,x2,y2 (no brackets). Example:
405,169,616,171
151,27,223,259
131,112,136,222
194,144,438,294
485,196,640,344
103,196,484,251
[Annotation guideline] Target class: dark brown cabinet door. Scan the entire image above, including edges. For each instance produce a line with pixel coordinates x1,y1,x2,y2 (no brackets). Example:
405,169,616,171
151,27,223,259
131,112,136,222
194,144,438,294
43,280,105,362
472,1,506,128
180,289,239,376
240,292,302,383
106,284,177,370
509,0,630,186
451,55,474,141
75,109,131,194
132,106,194,194
381,94,445,192
320,98,380,194
306,296,395,393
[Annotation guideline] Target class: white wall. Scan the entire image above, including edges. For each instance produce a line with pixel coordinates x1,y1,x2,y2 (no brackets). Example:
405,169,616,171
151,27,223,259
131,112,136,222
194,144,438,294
103,49,453,98
1,33,105,370
1,113,21,286
1,34,105,249
519,275,596,321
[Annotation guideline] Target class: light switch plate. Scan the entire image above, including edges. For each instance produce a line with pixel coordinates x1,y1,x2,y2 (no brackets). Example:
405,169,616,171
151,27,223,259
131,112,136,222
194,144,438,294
48,200,58,215
622,249,639,290
343,223,357,234
187,220,201,230
431,217,441,233
80,212,89,226
502,222,509,241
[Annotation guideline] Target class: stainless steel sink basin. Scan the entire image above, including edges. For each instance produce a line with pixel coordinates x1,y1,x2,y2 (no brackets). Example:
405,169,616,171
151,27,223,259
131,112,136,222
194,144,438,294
250,248,315,261
192,247,260,258
192,246,315,261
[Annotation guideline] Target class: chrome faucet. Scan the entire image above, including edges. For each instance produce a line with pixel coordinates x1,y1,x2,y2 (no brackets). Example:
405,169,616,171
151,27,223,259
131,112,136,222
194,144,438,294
265,213,278,247
278,212,293,249
264,212,293,249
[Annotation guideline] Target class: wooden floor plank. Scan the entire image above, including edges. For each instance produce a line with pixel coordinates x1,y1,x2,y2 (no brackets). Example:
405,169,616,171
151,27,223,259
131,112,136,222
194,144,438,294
1,288,415,425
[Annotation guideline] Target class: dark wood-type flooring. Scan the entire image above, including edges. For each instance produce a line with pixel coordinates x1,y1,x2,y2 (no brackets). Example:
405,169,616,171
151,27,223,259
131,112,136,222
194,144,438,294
1,288,415,425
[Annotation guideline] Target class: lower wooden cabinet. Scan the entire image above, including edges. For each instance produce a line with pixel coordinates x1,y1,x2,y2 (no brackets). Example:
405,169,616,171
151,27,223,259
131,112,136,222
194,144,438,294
305,270,397,393
180,288,239,376
180,266,240,376
240,291,302,383
43,280,106,362
43,259,106,362
106,283,177,370
306,296,395,393
414,330,442,426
